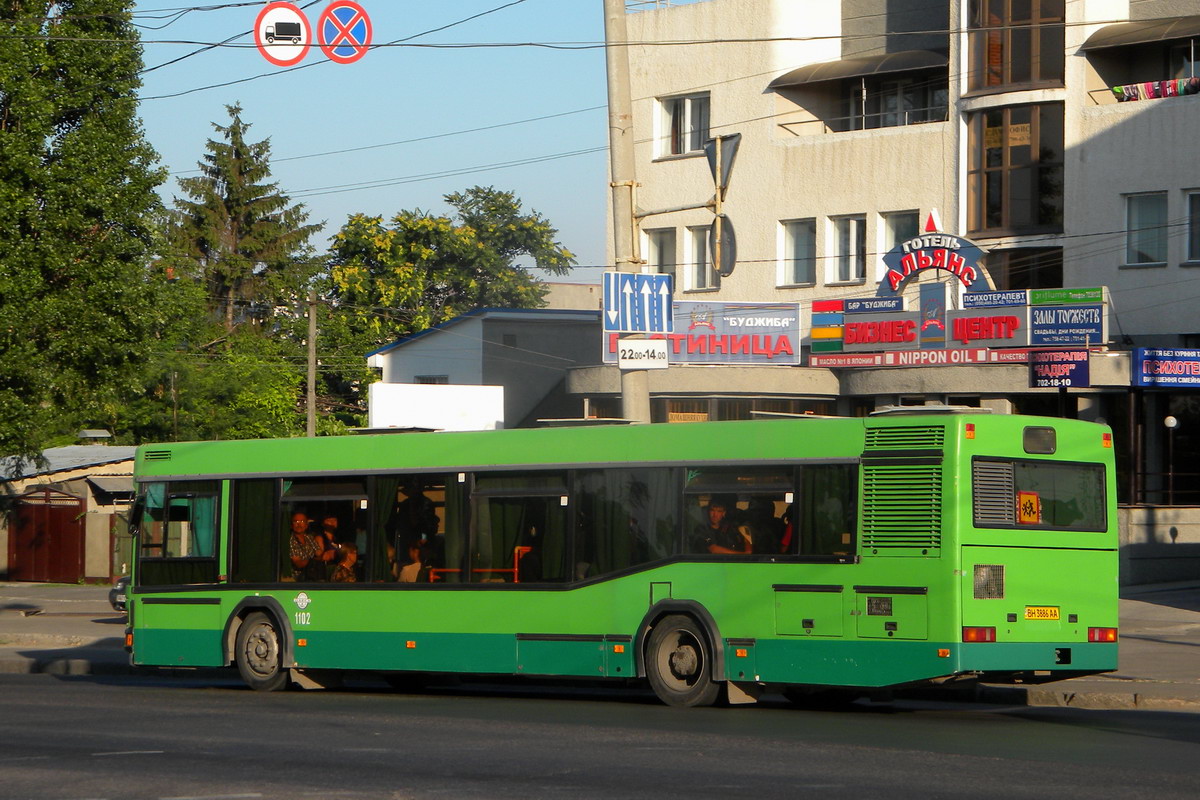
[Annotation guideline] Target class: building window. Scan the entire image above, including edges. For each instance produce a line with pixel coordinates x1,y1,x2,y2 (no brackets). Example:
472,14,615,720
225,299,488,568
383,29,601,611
967,103,1063,235
884,211,919,250
687,225,716,290
415,375,449,384
644,228,677,279
847,77,949,130
1126,193,1168,266
983,247,1063,289
833,216,867,282
1189,192,1200,263
1172,41,1199,79
658,93,710,157
780,219,816,285
968,0,1065,92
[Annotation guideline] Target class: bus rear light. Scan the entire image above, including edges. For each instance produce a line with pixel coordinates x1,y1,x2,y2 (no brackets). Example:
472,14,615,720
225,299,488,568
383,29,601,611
964,423,976,440
1102,433,1113,448
1088,627,1118,642
937,648,950,658
962,626,996,643
125,632,133,648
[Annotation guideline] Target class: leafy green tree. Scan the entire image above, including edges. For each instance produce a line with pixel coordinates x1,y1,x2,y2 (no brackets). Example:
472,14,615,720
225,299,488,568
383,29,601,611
321,186,576,424
166,103,320,331
0,1,164,459
328,185,574,341
122,323,314,443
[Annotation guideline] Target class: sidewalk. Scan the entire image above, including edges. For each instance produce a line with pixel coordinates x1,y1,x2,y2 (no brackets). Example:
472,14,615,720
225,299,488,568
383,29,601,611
972,581,1200,712
1,581,1198,711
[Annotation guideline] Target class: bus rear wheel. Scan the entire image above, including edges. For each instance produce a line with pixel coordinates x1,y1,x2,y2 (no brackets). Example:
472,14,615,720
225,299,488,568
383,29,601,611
645,614,720,708
236,611,288,692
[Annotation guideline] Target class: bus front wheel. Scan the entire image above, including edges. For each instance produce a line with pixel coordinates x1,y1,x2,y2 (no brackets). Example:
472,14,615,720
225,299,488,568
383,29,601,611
235,611,288,692
645,614,720,708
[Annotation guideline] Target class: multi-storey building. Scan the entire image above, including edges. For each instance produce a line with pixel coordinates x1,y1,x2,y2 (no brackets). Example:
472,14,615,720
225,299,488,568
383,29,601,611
568,0,1200,578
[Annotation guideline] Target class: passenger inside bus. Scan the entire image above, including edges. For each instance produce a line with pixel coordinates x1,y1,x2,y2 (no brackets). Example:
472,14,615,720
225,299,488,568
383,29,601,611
398,539,429,583
331,542,358,582
695,495,751,554
288,510,328,581
390,481,439,544
741,497,785,554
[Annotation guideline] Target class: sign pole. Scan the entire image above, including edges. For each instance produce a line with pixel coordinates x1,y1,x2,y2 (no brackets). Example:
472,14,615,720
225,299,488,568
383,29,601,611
713,137,723,285
603,0,650,423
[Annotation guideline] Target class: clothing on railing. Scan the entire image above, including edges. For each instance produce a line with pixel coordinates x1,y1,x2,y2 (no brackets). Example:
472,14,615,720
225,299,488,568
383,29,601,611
1113,77,1200,102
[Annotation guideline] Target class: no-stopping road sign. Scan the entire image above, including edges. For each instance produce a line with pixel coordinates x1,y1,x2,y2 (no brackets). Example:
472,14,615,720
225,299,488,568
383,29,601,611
318,1,373,64
255,2,312,67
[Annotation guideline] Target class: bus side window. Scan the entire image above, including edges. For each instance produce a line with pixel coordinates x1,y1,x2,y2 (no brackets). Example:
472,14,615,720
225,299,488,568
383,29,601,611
470,473,569,583
798,465,857,556
280,478,369,582
137,480,220,586
575,468,677,578
683,468,792,556
385,474,455,583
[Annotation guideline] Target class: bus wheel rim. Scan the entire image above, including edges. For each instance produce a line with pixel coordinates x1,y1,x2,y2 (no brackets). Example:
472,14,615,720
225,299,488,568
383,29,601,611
244,623,280,677
659,630,702,691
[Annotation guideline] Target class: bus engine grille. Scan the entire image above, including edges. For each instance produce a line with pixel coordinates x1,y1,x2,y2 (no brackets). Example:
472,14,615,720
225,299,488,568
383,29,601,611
861,464,943,554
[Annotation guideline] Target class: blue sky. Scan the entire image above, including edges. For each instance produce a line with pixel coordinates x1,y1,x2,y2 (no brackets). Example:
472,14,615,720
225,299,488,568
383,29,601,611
132,1,612,280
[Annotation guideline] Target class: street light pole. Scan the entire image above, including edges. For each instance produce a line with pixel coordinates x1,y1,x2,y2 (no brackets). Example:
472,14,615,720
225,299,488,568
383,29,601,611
603,0,651,423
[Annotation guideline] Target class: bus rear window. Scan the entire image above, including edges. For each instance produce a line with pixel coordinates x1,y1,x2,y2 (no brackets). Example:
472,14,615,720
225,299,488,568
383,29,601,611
973,458,1106,531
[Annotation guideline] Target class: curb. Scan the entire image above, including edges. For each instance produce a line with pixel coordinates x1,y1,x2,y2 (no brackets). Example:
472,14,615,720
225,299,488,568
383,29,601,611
0,650,235,681
0,649,135,676
963,680,1200,713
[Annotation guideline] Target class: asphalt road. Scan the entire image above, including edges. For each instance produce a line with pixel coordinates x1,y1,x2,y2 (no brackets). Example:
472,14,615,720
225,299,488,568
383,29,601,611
1,674,1198,800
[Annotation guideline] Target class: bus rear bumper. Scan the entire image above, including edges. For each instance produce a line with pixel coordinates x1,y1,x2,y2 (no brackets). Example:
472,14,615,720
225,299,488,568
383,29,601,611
959,641,1117,676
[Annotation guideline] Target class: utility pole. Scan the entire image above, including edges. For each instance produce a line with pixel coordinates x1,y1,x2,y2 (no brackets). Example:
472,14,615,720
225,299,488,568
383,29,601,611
306,288,317,437
603,0,651,424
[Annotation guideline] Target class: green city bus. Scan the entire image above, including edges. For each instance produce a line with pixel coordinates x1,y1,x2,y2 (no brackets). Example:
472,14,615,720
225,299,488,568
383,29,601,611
125,409,1118,707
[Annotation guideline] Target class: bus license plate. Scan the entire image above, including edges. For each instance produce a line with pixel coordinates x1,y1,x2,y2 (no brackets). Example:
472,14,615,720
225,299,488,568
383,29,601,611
1024,606,1060,620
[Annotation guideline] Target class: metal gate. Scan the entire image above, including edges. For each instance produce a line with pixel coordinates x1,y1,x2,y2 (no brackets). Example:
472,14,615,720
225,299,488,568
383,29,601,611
9,488,85,583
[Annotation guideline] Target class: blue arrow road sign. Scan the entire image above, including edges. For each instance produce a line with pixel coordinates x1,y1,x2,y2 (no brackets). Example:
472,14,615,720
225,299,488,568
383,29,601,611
603,272,674,333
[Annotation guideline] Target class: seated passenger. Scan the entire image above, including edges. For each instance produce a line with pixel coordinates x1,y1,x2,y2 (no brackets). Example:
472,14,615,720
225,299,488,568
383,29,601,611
743,497,785,554
386,543,399,581
695,495,751,554
315,513,341,577
331,542,358,583
398,540,426,583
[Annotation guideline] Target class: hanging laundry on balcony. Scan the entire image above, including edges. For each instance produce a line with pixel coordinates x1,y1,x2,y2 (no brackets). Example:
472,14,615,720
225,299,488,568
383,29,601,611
1113,84,1140,101
1113,77,1200,102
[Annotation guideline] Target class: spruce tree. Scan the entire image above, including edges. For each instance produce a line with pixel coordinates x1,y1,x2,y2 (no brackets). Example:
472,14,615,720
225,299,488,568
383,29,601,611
0,1,164,459
168,104,320,331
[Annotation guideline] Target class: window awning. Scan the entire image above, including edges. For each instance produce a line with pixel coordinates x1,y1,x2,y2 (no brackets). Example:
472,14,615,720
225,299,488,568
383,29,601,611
768,50,948,89
87,475,135,496
1081,16,1200,51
